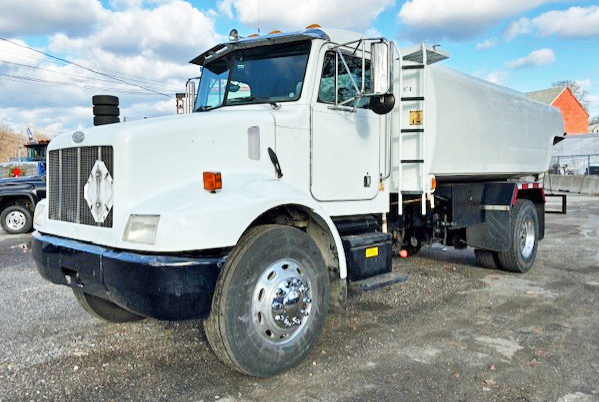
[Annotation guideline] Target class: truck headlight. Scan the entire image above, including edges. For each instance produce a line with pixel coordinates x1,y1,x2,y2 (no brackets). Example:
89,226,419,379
34,202,45,227
123,214,160,245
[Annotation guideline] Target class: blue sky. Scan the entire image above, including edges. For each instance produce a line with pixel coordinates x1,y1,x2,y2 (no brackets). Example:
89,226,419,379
0,0,598,136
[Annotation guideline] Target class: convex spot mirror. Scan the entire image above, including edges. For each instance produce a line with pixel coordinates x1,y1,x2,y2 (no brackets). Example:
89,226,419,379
370,94,395,115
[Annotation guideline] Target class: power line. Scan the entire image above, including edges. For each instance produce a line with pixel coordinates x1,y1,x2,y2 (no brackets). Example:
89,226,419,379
0,72,162,95
0,59,182,92
0,37,175,99
0,48,184,91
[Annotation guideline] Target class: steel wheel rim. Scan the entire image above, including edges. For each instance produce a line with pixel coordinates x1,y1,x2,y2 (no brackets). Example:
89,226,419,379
5,210,26,231
251,258,313,345
519,216,535,259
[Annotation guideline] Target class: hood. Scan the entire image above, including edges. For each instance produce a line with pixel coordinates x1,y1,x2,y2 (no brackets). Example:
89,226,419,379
48,108,278,213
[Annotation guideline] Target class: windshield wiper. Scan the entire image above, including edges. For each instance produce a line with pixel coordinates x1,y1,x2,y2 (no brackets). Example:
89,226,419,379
195,105,216,112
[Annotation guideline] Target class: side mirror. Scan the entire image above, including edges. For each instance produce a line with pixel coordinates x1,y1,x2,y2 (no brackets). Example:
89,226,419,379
371,41,392,95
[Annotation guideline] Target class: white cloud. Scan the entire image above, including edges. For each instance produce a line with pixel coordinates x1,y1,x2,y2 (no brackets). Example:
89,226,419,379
504,17,532,40
365,27,383,38
0,0,106,36
576,79,591,90
398,0,566,40
486,71,508,85
218,0,395,32
505,6,599,40
532,6,599,38
506,48,556,68
50,1,220,62
475,39,497,50
0,0,220,133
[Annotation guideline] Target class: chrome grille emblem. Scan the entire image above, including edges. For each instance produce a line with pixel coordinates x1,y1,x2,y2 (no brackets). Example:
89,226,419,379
83,160,114,223
72,131,85,143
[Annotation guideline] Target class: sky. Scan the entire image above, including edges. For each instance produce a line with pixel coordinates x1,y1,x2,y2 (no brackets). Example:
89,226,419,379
0,0,598,138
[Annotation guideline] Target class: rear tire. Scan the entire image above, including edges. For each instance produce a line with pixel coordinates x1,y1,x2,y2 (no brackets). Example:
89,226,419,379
474,249,500,269
73,289,145,323
497,199,539,273
204,225,329,377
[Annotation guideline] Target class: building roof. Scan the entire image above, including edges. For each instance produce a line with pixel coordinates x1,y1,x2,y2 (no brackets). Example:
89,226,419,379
525,87,565,104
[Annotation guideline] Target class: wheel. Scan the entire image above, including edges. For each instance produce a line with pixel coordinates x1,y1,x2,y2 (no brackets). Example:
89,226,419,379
94,115,120,126
93,105,119,116
0,205,32,234
73,289,145,323
497,199,539,273
204,225,329,377
92,95,119,106
474,249,500,269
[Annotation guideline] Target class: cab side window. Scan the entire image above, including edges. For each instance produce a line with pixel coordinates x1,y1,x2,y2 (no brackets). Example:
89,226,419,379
318,51,371,108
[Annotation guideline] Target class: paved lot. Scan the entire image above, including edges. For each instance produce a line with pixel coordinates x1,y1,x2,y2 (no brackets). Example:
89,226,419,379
1,195,598,402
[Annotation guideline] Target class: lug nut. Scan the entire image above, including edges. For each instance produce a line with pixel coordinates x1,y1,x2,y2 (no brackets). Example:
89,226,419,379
303,297,312,304
272,302,283,310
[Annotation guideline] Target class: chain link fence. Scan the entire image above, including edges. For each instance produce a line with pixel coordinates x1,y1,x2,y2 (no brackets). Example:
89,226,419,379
551,134,599,175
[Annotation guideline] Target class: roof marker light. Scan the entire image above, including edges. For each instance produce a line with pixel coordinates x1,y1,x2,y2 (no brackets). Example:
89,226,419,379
248,34,259,38
269,30,282,34
305,24,321,29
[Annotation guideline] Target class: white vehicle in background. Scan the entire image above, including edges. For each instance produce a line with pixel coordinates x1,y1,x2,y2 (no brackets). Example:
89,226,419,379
32,25,563,377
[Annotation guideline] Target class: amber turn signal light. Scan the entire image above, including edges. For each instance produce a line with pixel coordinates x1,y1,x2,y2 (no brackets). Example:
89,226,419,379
203,172,222,193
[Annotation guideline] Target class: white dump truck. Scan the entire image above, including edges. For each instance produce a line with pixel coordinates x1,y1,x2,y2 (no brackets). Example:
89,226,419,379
32,26,563,377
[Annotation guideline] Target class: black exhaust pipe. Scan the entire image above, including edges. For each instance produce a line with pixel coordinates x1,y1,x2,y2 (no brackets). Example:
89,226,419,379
92,95,120,126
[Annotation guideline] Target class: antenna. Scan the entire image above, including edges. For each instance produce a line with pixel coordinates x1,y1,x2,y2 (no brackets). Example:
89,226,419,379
257,0,260,35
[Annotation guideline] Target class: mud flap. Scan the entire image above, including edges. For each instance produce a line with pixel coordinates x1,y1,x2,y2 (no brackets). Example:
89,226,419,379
466,209,511,252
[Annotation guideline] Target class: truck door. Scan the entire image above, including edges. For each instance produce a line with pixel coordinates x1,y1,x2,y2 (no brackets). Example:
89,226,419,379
311,49,381,201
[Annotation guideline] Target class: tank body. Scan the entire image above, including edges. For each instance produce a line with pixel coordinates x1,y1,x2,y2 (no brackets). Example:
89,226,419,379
392,63,564,192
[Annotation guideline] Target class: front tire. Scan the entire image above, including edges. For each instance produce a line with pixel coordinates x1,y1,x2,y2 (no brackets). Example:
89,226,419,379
1,205,32,234
497,199,539,273
204,225,329,377
73,289,145,323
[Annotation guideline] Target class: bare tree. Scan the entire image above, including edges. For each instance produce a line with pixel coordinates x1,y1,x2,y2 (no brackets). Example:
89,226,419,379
590,115,599,125
552,80,590,110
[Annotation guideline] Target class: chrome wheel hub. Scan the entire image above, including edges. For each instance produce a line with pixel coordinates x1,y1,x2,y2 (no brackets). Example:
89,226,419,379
5,210,26,231
519,216,535,259
252,259,312,344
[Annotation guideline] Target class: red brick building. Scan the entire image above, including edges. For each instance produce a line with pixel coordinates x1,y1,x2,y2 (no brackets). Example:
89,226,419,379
526,87,589,135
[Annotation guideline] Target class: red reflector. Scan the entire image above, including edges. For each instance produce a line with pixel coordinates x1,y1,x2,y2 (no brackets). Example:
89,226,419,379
512,188,519,206
399,249,408,258
203,172,222,192
522,183,529,190
541,188,546,202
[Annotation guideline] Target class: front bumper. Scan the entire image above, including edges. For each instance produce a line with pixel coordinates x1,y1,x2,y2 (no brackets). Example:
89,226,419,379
31,231,226,320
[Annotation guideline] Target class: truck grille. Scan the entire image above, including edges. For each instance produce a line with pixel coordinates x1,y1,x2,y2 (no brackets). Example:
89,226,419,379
48,146,114,227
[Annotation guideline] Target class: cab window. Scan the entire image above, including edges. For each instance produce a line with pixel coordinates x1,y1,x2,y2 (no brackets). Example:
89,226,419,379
318,51,371,108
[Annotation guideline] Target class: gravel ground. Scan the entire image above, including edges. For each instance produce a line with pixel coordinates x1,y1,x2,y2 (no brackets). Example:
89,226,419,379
1,194,598,402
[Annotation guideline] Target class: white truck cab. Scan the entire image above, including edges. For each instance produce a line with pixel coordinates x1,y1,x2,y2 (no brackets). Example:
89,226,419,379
32,26,563,377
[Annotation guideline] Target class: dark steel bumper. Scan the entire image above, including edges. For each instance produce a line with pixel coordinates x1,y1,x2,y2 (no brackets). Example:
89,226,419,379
31,231,226,320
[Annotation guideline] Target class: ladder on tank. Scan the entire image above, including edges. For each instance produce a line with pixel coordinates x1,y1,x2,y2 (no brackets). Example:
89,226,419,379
397,43,449,215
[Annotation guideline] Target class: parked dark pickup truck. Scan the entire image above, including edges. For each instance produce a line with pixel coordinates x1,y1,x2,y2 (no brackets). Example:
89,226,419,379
0,175,46,234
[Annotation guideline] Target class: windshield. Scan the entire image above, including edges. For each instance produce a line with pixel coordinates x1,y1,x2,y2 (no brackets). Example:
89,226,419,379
194,40,311,112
